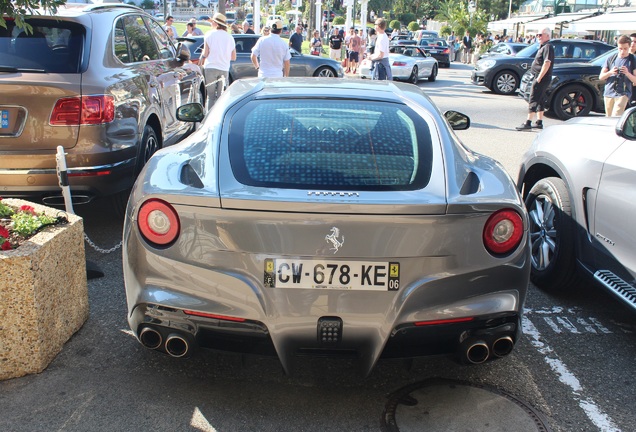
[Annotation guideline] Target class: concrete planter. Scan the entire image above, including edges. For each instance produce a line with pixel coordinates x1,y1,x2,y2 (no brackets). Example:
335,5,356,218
0,199,88,380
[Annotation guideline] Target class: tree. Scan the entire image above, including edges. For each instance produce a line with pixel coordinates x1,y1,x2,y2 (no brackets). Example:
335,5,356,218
1,0,66,33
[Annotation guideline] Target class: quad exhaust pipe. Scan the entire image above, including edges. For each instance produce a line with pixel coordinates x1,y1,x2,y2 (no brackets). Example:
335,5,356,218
138,327,192,358
466,340,490,364
492,336,514,358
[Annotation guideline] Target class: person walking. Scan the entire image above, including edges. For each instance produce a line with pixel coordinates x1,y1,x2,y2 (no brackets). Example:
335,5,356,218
311,30,322,56
516,28,554,131
370,18,392,81
447,31,455,62
599,34,636,117
630,33,636,107
328,27,344,62
289,24,303,53
182,18,204,36
243,21,255,34
200,13,236,109
251,19,291,78
164,16,177,40
462,31,472,64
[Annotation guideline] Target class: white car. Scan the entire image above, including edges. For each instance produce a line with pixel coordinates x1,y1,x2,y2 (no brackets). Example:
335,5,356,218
359,45,438,84
265,14,283,28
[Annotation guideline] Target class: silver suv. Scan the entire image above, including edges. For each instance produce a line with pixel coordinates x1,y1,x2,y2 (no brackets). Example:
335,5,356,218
0,4,204,211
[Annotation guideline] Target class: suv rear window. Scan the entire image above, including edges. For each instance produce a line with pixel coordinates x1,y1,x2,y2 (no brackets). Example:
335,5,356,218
0,19,85,73
228,100,433,191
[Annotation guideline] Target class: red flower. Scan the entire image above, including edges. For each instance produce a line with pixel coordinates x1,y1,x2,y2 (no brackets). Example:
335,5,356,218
19,205,36,215
1,241,11,251
0,226,9,239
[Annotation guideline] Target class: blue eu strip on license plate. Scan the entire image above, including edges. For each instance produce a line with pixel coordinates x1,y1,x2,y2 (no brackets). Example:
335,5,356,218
1,110,8,129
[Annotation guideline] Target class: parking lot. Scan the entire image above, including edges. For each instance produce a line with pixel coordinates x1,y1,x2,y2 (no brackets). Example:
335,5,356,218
1,64,635,432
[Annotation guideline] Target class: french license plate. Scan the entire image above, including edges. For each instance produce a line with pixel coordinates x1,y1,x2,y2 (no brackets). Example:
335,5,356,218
264,258,400,291
1,110,8,129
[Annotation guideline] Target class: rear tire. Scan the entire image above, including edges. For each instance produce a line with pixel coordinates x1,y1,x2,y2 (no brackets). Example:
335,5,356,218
525,177,580,291
428,65,437,82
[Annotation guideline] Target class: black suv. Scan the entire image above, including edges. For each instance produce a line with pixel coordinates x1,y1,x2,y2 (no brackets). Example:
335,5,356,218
471,39,614,95
0,4,204,211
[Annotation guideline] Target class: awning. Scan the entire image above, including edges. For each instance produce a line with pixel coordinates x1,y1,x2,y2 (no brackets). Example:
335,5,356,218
522,12,598,33
568,8,636,32
487,15,546,32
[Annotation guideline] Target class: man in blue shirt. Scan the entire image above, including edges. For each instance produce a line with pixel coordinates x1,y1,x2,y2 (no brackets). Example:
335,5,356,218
289,25,303,52
599,34,636,117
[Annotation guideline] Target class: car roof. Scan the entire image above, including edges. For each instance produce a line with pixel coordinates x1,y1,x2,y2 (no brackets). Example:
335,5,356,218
38,2,143,17
224,78,436,108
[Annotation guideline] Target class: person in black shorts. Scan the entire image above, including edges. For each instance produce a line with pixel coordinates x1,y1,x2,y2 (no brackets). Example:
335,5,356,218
516,28,554,131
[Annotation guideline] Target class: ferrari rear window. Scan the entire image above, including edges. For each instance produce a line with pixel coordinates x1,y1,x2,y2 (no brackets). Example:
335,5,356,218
0,19,85,74
228,99,433,191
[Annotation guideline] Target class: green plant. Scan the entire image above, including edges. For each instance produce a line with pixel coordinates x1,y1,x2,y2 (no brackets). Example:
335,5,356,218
0,199,61,250
333,16,345,25
389,20,401,32
407,21,419,32
440,25,452,37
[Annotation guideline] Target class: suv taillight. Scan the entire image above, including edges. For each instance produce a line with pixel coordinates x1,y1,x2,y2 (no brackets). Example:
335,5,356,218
482,209,524,255
50,95,115,125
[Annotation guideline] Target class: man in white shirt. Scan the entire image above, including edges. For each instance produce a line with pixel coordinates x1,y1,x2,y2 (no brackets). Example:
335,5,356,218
200,13,237,108
164,16,177,40
370,18,392,80
251,19,291,78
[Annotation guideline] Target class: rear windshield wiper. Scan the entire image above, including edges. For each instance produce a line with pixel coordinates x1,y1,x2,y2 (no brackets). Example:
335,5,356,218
0,66,47,73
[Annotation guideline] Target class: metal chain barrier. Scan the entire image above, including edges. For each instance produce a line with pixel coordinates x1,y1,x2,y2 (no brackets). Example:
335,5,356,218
83,233,122,254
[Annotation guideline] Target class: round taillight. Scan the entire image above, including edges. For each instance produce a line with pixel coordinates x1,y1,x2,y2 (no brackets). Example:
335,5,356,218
137,199,180,246
483,209,524,255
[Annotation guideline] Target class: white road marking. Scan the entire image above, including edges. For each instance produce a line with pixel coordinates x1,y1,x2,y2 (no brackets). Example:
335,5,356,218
526,308,613,335
191,407,217,432
523,317,620,432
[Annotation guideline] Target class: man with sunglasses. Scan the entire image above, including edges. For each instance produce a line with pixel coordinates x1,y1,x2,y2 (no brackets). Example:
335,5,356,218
516,28,554,131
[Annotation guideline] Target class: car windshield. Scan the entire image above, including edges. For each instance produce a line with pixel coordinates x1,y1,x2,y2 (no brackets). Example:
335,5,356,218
228,99,434,191
0,19,85,73
515,43,539,58
591,48,617,66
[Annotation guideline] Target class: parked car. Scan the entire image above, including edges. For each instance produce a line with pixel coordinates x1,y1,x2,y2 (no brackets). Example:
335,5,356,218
418,38,452,67
265,14,283,28
359,45,438,83
123,78,530,375
518,49,615,120
518,107,636,312
245,13,253,25
479,42,529,59
178,34,344,78
471,39,614,95
0,3,204,212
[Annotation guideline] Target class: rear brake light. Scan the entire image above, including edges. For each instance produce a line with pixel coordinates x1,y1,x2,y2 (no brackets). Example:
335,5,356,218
183,310,246,322
50,95,115,125
393,61,407,66
137,199,180,246
483,209,524,255
414,317,474,326
442,48,449,54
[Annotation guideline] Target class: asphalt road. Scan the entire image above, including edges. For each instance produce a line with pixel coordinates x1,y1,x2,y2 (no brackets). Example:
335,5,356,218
1,64,635,432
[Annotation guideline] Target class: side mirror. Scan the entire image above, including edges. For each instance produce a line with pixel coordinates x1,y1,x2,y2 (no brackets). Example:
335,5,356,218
177,103,205,123
175,42,191,62
615,106,636,140
444,110,470,130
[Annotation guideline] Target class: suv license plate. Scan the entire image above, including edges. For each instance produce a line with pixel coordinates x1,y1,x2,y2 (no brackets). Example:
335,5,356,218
264,258,400,291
